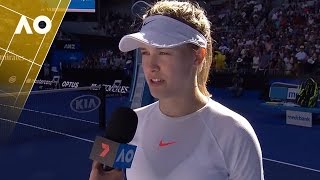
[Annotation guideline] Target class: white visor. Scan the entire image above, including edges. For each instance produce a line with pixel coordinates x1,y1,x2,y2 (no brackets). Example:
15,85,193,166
119,15,207,52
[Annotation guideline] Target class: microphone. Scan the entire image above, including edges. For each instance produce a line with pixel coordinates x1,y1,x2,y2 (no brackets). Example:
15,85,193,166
89,107,138,171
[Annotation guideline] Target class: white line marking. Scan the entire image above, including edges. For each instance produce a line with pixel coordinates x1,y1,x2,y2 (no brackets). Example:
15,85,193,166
0,46,41,66
51,0,62,20
14,0,64,107
0,109,319,173
0,103,99,125
0,86,97,98
14,0,62,106
0,117,94,143
263,158,320,173
0,90,17,98
0,32,16,67
14,37,47,105
0,4,34,21
28,86,96,94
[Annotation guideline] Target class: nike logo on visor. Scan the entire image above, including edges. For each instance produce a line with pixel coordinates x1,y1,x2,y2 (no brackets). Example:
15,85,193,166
159,140,176,147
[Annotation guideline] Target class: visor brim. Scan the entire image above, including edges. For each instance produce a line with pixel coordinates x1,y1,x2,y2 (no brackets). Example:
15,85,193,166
119,31,206,52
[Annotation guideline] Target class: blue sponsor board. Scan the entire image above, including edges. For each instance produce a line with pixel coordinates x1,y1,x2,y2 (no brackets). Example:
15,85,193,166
68,0,95,12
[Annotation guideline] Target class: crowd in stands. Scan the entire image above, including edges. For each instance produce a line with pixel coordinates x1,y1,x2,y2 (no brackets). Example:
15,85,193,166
212,0,320,77
55,29,73,41
102,11,135,37
52,11,135,77
52,0,320,79
68,49,134,74
210,0,269,35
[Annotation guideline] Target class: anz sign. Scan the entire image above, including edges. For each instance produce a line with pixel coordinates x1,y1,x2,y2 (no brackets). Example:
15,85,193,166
70,95,101,113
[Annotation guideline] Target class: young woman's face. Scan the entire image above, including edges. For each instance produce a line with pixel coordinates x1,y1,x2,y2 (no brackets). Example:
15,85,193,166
140,44,197,100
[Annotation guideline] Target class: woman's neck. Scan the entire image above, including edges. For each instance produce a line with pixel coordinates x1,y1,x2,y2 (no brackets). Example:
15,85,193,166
158,88,208,118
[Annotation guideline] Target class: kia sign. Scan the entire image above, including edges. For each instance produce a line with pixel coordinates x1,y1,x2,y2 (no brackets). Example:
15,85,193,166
70,95,101,113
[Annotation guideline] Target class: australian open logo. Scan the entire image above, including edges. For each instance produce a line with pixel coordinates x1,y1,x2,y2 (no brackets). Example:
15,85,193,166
70,95,101,113
14,15,52,35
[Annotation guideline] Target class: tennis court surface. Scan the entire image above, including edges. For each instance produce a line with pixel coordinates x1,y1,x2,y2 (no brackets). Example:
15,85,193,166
0,87,319,180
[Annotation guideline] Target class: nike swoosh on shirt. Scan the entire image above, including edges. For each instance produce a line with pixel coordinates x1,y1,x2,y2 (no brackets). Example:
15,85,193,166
159,140,176,147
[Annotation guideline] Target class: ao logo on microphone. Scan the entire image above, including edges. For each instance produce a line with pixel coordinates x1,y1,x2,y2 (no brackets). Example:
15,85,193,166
70,95,101,113
100,143,135,164
115,146,135,163
113,144,137,168
90,137,137,169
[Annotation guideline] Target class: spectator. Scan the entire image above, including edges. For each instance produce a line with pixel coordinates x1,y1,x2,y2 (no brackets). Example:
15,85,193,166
295,45,308,75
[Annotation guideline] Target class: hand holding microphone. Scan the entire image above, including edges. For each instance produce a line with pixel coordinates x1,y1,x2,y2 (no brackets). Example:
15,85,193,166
89,107,138,180
89,161,123,180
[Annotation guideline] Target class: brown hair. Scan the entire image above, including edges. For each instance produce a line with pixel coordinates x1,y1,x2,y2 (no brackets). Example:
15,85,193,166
143,0,213,97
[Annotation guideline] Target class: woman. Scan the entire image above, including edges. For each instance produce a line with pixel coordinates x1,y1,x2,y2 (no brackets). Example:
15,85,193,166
89,1,264,180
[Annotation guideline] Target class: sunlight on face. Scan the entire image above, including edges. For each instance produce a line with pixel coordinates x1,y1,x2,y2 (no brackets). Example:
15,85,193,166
140,44,197,100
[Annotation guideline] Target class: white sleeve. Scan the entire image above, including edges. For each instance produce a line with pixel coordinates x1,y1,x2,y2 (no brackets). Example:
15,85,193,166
228,126,264,180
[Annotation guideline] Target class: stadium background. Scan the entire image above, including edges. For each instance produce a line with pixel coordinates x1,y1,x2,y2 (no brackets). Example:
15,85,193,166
1,0,320,180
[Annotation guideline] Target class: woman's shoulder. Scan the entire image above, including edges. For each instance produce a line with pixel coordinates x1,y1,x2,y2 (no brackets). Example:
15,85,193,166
133,101,159,119
204,99,263,172
203,99,257,140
